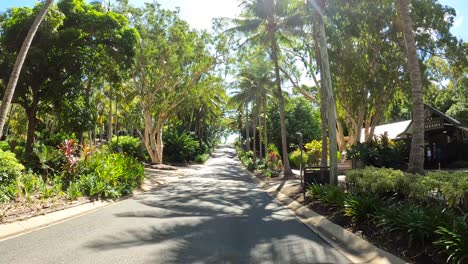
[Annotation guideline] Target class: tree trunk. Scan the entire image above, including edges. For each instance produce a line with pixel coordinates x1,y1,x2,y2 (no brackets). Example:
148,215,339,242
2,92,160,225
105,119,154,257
258,113,262,161
25,102,38,154
271,34,293,177
398,0,425,174
263,98,268,160
245,104,250,151
315,0,338,184
0,0,54,138
107,95,113,145
252,104,257,163
312,3,329,167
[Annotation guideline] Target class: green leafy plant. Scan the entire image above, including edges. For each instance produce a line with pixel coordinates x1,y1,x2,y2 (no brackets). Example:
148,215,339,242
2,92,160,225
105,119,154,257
66,181,82,200
0,141,10,151
435,217,468,264
34,144,63,178
17,171,42,200
195,153,210,164
344,195,382,224
0,149,25,185
307,184,348,207
163,130,199,163
110,136,146,161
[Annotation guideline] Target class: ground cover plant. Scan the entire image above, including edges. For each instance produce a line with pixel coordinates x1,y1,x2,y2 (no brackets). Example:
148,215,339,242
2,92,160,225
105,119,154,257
304,167,468,263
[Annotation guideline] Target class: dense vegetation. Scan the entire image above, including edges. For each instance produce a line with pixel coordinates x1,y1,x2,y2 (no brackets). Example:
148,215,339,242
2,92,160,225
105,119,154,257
306,167,468,263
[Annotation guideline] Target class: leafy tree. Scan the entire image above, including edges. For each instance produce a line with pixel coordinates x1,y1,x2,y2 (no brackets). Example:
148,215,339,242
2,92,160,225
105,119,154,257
0,0,54,139
129,3,218,164
230,0,306,176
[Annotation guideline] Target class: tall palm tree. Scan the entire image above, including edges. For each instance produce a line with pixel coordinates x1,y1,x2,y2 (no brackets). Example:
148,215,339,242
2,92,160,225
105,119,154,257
398,0,424,174
231,0,301,176
307,0,338,184
231,66,273,161
0,0,54,138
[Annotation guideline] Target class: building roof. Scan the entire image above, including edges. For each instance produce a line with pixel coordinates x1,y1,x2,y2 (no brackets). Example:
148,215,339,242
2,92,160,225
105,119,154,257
360,120,411,142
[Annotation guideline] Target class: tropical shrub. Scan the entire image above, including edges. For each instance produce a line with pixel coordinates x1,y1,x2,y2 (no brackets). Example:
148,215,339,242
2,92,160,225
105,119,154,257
34,144,63,177
289,149,308,168
78,152,144,199
195,153,210,164
110,136,146,161
0,149,24,185
307,184,348,207
42,131,77,147
163,130,199,163
0,141,10,151
66,181,82,200
435,217,468,264
16,171,43,200
344,195,382,224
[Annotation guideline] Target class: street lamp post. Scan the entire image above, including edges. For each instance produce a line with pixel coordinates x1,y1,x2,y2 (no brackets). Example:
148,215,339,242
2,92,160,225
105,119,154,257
296,132,304,198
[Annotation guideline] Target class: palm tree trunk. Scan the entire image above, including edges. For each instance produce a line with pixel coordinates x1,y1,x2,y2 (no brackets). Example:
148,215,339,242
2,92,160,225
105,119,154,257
245,104,250,151
398,0,424,174
252,104,257,163
271,35,292,177
263,98,268,160
0,0,54,138
315,0,338,184
312,2,329,167
258,113,263,161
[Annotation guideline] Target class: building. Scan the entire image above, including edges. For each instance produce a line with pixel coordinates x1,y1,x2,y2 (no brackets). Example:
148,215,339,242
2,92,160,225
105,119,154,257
361,104,468,169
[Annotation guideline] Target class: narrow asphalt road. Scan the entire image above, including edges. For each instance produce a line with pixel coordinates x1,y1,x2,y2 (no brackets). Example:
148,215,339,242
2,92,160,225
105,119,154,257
0,147,350,264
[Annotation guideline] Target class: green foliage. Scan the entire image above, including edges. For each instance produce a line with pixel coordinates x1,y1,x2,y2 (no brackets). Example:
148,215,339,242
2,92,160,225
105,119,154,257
435,218,468,264
111,136,146,161
163,130,199,163
78,151,144,199
307,184,348,207
0,141,10,151
0,149,24,185
195,153,210,164
289,149,308,168
347,134,408,169
422,171,468,207
16,171,42,200
346,167,426,199
66,181,82,201
34,144,63,177
375,205,454,249
0,183,18,203
41,132,77,148
344,195,382,224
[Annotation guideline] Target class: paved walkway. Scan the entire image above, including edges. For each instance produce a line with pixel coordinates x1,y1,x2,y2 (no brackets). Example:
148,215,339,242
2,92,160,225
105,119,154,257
0,147,350,264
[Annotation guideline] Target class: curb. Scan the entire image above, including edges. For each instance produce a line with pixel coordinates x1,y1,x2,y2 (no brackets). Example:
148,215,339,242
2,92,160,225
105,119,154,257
0,200,115,241
244,169,406,264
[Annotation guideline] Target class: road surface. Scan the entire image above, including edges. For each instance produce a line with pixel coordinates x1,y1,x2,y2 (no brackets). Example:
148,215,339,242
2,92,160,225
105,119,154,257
0,147,350,264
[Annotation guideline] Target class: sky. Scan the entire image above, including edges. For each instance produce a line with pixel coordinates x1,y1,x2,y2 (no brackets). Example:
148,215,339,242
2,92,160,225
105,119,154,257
0,0,466,40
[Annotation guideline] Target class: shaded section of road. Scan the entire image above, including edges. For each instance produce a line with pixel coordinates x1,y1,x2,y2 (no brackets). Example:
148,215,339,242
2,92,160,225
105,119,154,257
0,147,350,264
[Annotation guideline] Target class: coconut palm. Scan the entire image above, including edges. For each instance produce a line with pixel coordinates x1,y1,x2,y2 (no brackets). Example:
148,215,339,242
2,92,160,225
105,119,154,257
0,0,54,138
398,0,424,174
230,0,302,176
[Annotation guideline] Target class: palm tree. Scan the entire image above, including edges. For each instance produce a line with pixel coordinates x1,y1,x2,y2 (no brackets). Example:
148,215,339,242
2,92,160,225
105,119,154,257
398,0,424,174
306,0,338,184
0,0,54,138
230,0,301,176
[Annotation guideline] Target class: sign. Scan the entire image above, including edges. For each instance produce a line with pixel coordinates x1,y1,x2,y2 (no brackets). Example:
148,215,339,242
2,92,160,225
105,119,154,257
338,160,353,171
424,117,444,131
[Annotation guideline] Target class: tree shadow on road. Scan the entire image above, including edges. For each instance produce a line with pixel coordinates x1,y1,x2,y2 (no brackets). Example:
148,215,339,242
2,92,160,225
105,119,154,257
84,148,350,264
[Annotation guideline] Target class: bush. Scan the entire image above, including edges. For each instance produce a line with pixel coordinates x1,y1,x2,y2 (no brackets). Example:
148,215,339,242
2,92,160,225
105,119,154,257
376,204,454,249
0,149,25,185
195,153,210,164
307,184,348,206
435,218,468,264
42,131,77,147
78,152,144,199
111,136,146,161
163,130,199,163
16,171,43,200
344,195,382,224
289,149,309,168
0,141,10,151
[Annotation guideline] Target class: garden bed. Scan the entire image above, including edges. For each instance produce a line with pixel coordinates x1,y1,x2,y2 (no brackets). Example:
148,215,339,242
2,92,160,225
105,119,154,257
249,168,467,264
